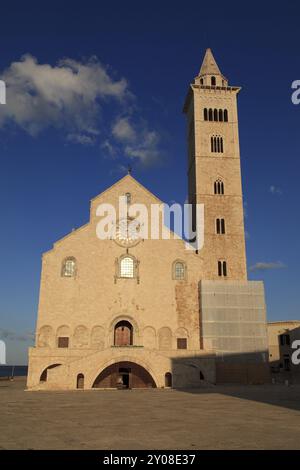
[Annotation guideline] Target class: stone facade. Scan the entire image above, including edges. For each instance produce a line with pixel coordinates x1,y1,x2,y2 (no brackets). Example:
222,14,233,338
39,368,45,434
27,49,269,390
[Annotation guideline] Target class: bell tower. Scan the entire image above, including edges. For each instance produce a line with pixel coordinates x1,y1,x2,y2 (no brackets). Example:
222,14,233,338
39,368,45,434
183,48,247,280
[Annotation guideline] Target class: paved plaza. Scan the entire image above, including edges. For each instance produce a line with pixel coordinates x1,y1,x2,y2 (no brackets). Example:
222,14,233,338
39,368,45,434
1,378,300,449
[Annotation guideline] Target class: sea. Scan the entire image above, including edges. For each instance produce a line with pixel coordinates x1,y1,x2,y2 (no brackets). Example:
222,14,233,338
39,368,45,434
0,365,28,377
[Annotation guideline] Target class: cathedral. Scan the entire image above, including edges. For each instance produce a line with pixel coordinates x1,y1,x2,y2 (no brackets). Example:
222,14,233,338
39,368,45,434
27,49,270,390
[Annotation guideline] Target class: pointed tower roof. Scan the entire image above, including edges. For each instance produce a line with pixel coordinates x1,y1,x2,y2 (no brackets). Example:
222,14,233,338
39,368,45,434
199,48,222,76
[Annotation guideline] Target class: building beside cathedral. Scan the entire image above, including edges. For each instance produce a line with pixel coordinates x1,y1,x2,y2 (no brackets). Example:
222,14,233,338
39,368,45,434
27,49,270,390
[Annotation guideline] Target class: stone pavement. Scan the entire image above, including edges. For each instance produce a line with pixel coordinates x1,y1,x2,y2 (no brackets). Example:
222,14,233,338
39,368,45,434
1,378,300,449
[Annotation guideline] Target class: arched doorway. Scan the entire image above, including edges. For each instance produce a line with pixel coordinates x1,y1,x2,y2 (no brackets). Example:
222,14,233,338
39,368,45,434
114,321,133,346
165,372,172,388
77,373,84,389
40,364,61,382
92,361,156,389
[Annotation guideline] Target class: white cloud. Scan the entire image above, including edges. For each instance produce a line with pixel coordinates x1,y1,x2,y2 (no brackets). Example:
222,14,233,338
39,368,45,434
66,133,96,145
0,54,164,166
249,261,287,272
112,117,136,142
270,185,282,195
0,54,128,138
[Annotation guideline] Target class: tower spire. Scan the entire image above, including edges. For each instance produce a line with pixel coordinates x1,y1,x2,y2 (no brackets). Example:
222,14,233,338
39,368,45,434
199,48,222,76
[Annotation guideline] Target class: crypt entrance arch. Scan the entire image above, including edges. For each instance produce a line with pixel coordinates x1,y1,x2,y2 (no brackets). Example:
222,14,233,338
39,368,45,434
92,361,157,389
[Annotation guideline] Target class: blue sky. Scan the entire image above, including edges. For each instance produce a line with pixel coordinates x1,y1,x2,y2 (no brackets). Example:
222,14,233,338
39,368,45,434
0,1,299,364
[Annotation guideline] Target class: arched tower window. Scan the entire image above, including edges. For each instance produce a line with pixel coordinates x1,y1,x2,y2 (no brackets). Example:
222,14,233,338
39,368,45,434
61,257,76,277
204,108,208,121
208,108,213,121
214,179,224,195
219,109,223,122
211,136,223,153
224,109,228,122
216,218,226,234
211,76,216,86
214,108,218,121
218,260,227,277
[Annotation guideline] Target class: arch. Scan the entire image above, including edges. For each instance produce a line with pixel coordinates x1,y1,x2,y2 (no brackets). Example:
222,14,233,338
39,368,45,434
219,109,223,121
143,326,156,349
211,76,216,86
77,373,84,389
172,259,187,280
90,326,105,350
108,315,140,346
224,109,228,122
208,108,213,121
214,108,218,121
214,178,224,195
165,372,172,388
40,363,61,382
158,327,172,350
175,327,189,338
114,320,133,346
56,325,71,348
37,325,54,348
117,254,138,279
73,325,89,348
61,256,76,277
92,361,157,389
204,108,208,121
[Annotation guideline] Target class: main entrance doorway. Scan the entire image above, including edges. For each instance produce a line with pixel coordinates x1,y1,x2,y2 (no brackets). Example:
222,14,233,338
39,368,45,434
92,361,156,389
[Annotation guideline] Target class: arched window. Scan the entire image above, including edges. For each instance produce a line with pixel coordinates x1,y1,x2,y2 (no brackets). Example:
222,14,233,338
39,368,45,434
208,108,213,121
120,256,134,278
200,78,204,85
214,108,218,121
218,260,227,277
219,109,223,122
77,373,84,389
61,257,76,277
214,179,224,195
211,136,223,153
173,260,186,280
114,320,133,346
125,192,131,204
165,372,172,388
216,218,225,234
204,108,208,121
211,76,216,86
224,109,228,122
